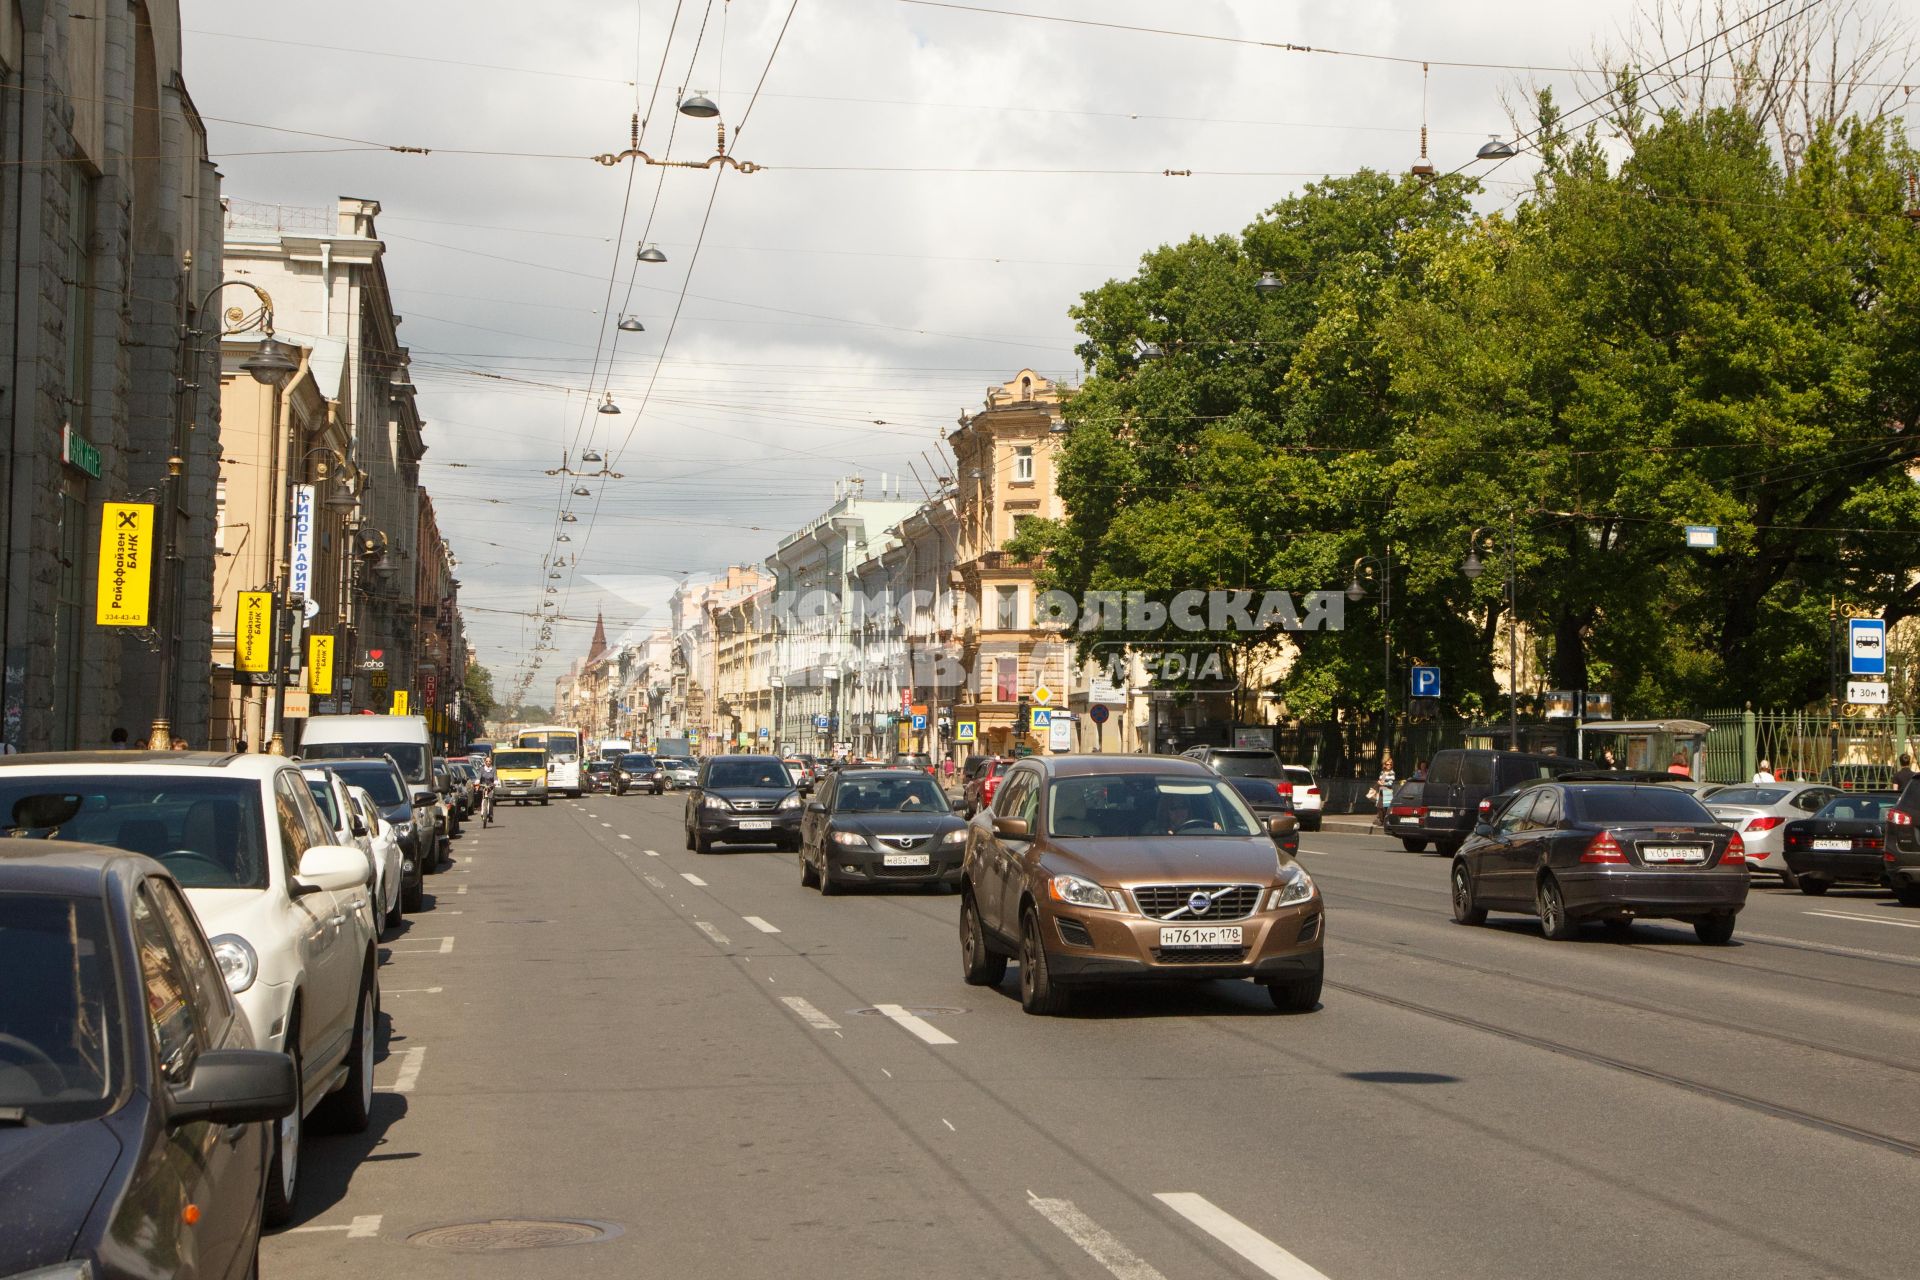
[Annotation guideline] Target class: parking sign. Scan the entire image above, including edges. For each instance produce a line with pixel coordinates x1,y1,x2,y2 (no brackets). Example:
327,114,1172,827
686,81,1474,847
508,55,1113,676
1410,666,1442,699
1849,619,1886,676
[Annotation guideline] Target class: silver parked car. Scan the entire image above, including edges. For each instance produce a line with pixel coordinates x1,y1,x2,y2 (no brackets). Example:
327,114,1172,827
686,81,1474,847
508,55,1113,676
1705,782,1842,885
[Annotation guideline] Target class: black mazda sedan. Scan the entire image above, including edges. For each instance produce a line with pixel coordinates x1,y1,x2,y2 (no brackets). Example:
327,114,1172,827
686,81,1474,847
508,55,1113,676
1449,782,1749,943
1,844,296,1280
799,768,967,893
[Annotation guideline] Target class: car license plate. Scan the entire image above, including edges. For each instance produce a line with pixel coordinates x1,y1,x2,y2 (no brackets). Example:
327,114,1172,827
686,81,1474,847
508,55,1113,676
1159,926,1243,948
1641,845,1708,864
1811,838,1853,851
1428,809,1454,819
737,819,772,830
883,852,931,867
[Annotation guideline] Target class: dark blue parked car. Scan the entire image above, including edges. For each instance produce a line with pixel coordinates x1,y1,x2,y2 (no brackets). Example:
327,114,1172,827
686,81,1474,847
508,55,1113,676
1,842,295,1279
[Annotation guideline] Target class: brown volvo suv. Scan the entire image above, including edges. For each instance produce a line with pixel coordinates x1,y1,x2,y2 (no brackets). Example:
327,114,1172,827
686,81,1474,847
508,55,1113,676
958,755,1324,1015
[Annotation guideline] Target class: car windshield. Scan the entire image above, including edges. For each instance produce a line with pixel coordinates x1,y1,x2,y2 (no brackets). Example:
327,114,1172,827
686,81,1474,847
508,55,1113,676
622,755,655,769
303,777,342,828
1227,777,1290,808
0,893,118,1119
324,764,405,806
0,777,270,889
1208,751,1282,778
494,751,545,771
834,776,951,813
1815,795,1896,821
1048,774,1261,838
1571,787,1714,824
302,741,428,780
706,760,792,789
1707,787,1788,807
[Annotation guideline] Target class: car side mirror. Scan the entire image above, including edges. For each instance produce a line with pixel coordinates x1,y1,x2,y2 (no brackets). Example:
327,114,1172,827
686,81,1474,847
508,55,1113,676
992,816,1030,840
1267,814,1299,839
1474,821,1495,838
167,1049,298,1129
806,800,827,813
351,819,368,838
295,844,370,895
412,791,435,807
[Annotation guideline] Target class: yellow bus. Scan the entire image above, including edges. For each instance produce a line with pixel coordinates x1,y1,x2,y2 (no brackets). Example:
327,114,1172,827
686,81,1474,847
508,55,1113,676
514,725,583,796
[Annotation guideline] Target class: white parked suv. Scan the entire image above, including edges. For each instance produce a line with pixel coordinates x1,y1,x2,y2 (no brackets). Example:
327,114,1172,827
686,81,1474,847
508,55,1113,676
303,764,402,932
349,783,406,928
0,750,381,1226
1283,765,1323,831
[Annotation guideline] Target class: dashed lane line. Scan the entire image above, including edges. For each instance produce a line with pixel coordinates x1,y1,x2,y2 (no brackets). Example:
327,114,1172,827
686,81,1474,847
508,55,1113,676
379,1047,426,1095
873,1002,956,1046
1155,1193,1331,1280
1028,1196,1167,1280
743,916,781,933
383,986,443,995
780,996,841,1030
1805,910,1920,930
696,921,731,947
682,873,708,886
285,1214,383,1239
388,937,456,955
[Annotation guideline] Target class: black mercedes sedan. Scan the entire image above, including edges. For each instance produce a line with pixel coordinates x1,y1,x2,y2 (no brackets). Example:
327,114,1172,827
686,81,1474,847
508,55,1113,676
1449,782,1749,943
799,768,967,893
1,844,297,1280
1782,791,1902,896
686,755,803,852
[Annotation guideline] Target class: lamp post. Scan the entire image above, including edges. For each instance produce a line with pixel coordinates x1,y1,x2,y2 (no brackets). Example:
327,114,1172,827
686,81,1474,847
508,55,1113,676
1347,551,1392,765
1463,518,1520,749
151,281,298,751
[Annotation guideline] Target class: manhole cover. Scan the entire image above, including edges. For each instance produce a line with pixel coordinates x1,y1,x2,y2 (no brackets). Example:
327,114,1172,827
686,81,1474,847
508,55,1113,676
849,1005,968,1018
408,1219,622,1252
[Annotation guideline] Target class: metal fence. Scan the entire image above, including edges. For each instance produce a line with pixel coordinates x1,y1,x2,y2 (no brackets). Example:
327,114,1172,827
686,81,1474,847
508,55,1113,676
1699,708,1914,784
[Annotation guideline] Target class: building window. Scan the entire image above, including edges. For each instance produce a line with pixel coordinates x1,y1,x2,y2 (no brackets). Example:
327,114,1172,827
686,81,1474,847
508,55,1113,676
213,478,227,552
995,656,1017,703
1013,446,1034,483
995,585,1019,631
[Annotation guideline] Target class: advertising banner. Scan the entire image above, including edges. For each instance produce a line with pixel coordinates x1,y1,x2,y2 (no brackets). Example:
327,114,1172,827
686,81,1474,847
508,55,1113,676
236,592,272,673
95,503,155,626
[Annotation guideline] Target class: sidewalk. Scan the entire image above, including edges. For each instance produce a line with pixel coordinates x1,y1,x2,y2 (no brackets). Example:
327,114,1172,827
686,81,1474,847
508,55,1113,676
1319,813,1391,835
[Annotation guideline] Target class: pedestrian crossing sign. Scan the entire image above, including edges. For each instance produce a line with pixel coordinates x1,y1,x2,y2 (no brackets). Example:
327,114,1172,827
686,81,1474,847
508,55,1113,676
956,721,976,742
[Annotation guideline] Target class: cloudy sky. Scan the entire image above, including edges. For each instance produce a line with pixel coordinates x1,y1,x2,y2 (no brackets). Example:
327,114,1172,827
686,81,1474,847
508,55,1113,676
185,0,1726,701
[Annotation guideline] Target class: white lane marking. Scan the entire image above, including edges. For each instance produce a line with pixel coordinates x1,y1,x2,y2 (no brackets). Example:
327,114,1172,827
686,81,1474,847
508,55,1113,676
643,874,665,889
646,849,660,857
743,916,781,933
696,921,731,946
873,1002,956,1046
1805,910,1920,930
453,884,468,895
1029,1196,1168,1280
619,833,632,840
682,873,708,886
780,996,841,1030
286,1214,383,1238
383,986,443,995
881,1068,892,1079
381,1047,426,1094
942,1118,956,1131
386,937,455,955
1298,850,1331,857
1155,1193,1330,1280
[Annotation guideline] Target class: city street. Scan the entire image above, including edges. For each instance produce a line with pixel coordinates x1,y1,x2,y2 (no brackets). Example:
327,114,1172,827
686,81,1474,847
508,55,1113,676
268,796,1920,1280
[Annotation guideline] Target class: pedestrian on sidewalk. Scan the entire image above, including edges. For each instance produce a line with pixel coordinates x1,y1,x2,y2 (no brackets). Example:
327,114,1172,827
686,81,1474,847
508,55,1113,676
1370,755,1397,831
1894,754,1914,793
108,727,129,749
1751,759,1775,783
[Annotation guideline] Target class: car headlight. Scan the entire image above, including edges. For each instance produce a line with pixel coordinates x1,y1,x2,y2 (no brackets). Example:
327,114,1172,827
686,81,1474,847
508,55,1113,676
943,829,968,845
1047,874,1118,911
703,795,733,810
619,771,631,780
210,934,258,994
831,830,869,847
393,820,414,839
1268,865,1315,910
778,793,802,810
5,1262,96,1280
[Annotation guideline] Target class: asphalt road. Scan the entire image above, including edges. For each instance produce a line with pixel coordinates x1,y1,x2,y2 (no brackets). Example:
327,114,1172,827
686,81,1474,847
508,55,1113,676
265,792,1920,1279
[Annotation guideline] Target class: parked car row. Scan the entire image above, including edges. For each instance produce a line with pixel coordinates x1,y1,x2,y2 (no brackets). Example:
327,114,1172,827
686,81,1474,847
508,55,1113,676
0,715,471,1278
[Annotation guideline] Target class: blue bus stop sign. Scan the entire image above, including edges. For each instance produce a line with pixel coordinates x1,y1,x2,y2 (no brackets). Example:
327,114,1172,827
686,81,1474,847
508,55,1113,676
1849,619,1886,676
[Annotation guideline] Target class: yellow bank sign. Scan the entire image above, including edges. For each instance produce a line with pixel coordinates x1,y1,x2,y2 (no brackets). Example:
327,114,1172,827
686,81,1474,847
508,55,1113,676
95,503,154,626
236,592,272,673
308,635,335,696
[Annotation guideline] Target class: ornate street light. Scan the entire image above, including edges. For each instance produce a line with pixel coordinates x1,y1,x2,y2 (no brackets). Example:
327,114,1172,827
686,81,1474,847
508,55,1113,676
1476,136,1519,160
240,336,301,388
1255,270,1283,297
617,315,645,332
679,90,719,118
636,243,667,264
598,393,622,414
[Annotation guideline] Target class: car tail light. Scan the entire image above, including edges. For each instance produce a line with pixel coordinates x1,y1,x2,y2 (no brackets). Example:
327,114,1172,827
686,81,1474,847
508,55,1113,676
1892,810,1914,827
1861,835,1883,850
1389,805,1425,818
1478,799,1493,819
1306,787,1320,797
1581,831,1627,864
1743,816,1784,832
1723,833,1747,865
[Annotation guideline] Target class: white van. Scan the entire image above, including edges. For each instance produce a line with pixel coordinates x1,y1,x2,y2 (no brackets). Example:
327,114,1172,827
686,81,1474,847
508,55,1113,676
297,715,446,869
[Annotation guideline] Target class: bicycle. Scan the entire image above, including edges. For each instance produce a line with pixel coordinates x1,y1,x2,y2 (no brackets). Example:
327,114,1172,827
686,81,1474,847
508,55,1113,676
480,782,496,827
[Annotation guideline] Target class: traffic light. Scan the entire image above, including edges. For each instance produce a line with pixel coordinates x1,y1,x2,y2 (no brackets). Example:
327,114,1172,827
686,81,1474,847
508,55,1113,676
1016,695,1031,736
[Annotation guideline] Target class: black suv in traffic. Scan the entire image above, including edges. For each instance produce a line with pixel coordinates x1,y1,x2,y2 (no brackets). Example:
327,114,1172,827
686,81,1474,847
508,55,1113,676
685,754,803,852
1394,749,1583,854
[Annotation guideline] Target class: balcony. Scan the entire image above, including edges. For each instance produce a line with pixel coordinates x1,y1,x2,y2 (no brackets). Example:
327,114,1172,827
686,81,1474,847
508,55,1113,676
977,550,1041,572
